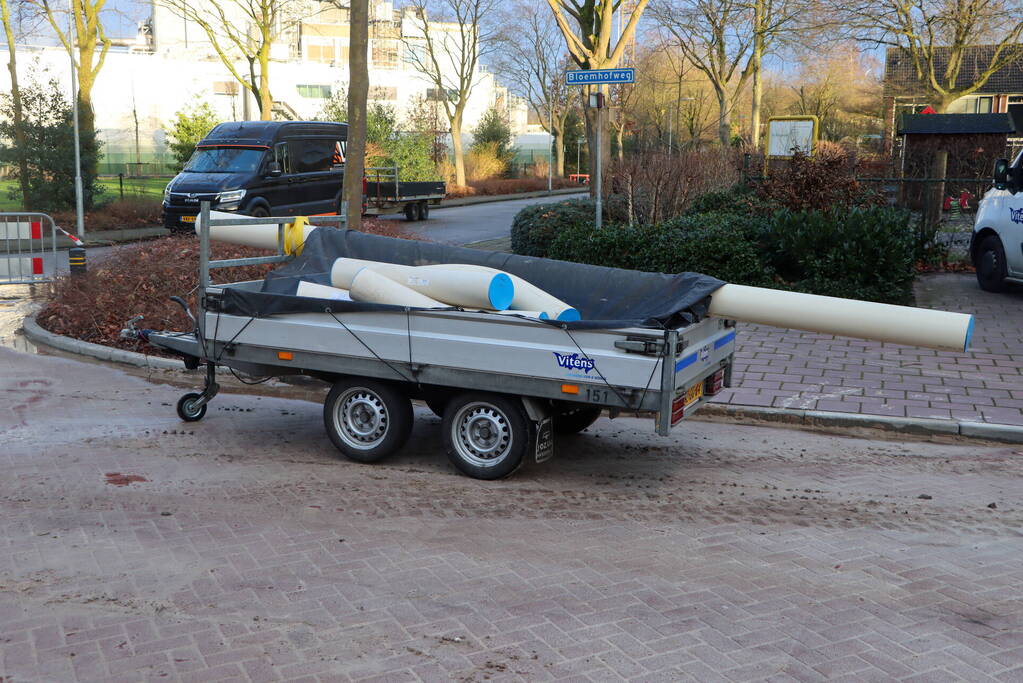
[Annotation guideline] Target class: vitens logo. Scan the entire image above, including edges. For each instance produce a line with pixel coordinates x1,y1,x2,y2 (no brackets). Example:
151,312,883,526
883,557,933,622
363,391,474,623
553,352,595,374
1010,207,1023,225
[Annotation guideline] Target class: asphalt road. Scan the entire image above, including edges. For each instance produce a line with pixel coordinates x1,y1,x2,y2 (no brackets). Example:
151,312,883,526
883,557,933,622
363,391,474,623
3,337,1023,681
381,192,587,245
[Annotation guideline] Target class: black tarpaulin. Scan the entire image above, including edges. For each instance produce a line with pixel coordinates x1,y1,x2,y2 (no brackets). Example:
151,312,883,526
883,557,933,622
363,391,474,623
217,227,724,330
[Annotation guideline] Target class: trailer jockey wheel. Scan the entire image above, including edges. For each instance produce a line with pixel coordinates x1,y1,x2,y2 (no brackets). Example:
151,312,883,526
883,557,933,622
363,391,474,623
442,392,532,480
176,393,208,422
324,377,413,463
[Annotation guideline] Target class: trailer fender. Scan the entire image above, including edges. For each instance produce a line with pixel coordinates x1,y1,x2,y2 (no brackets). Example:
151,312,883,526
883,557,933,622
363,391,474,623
520,396,554,464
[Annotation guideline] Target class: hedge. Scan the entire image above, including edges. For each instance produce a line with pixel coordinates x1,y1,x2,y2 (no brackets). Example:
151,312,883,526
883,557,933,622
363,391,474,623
516,198,917,305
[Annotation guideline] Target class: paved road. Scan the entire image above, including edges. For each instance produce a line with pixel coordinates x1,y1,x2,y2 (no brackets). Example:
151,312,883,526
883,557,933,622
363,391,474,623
3,343,1023,681
380,193,587,245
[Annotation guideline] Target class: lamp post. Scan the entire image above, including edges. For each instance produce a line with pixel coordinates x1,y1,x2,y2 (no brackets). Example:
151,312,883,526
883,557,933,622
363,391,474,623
68,1,85,236
547,107,553,193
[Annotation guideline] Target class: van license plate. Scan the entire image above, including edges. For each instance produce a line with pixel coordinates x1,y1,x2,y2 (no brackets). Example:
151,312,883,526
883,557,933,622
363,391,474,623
181,216,196,223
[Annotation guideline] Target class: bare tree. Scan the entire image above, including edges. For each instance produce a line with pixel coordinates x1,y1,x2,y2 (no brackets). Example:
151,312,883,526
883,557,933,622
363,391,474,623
545,0,650,188
838,0,1023,112
493,0,570,176
1,0,29,208
157,0,308,120
650,0,806,148
30,0,111,178
344,0,368,230
402,0,499,188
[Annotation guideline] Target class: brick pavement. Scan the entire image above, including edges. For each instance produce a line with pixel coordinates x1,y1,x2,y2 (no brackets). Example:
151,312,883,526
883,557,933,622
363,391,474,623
713,273,1023,426
4,346,1023,681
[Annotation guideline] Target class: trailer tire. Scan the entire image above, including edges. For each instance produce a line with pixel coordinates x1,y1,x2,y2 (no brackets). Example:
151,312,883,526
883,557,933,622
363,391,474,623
417,201,429,221
404,203,418,222
554,406,602,434
443,393,531,480
323,378,413,463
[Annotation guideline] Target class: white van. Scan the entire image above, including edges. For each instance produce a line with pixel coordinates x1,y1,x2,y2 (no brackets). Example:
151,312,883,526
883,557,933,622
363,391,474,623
972,154,1023,292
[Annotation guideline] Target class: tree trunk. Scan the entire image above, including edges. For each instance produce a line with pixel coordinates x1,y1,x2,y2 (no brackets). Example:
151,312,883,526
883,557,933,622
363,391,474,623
554,128,565,177
2,0,29,209
749,0,764,149
76,63,99,188
615,124,624,161
344,0,369,230
450,107,466,187
258,50,272,120
715,87,730,146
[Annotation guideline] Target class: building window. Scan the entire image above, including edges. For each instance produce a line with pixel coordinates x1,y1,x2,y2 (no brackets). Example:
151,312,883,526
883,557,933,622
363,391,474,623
372,40,399,69
213,81,238,95
306,43,333,63
369,86,397,101
426,87,458,102
974,97,993,114
1009,95,1023,103
297,84,332,98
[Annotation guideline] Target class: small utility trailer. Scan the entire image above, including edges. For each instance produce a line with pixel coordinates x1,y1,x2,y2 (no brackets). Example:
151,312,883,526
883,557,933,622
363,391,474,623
138,207,735,480
362,166,445,222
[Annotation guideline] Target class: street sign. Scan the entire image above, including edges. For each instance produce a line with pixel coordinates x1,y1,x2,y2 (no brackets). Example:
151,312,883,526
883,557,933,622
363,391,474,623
566,68,635,85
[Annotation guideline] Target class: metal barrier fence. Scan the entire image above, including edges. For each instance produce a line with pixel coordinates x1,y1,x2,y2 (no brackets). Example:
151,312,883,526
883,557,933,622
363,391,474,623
0,213,57,285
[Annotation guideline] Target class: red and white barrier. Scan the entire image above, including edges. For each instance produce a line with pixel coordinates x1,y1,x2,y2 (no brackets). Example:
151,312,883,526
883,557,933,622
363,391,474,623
1,215,55,284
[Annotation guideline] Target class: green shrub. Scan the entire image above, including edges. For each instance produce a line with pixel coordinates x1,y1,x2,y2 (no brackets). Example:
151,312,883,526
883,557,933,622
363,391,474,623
547,211,775,286
684,183,764,215
510,198,597,257
764,207,916,304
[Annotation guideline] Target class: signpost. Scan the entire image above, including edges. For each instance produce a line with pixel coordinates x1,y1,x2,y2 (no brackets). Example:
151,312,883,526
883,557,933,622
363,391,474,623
567,68,634,229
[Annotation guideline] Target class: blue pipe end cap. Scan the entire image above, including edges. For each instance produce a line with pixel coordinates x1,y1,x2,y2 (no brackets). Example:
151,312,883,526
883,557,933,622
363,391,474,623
557,308,581,322
964,315,975,352
487,273,514,310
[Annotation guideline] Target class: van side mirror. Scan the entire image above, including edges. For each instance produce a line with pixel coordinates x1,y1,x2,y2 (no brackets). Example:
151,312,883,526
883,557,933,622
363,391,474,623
267,161,282,178
993,158,1009,189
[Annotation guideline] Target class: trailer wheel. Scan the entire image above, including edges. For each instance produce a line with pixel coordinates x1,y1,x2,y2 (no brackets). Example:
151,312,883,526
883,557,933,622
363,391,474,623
324,378,413,463
443,393,531,479
554,406,602,434
417,201,429,221
404,203,418,222
176,392,207,422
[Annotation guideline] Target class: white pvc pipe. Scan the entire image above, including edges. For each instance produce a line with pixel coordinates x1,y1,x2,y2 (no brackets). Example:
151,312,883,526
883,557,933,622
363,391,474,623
708,284,975,352
349,268,446,308
331,258,514,310
200,211,316,253
419,264,579,321
296,281,352,301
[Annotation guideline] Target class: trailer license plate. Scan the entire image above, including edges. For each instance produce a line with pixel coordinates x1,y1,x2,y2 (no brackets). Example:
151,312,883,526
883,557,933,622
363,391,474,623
671,382,705,426
684,382,704,408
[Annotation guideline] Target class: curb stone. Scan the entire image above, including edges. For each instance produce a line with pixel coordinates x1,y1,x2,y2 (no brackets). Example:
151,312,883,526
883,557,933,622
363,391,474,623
22,314,1023,445
23,312,192,372
696,402,1023,444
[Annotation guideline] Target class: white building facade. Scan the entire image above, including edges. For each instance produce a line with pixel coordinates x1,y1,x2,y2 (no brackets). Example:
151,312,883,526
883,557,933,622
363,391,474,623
1,0,527,174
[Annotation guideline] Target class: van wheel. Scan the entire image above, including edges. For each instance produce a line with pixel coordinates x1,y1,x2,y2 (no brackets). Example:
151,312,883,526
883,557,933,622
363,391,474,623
417,201,429,221
442,393,532,480
247,204,270,218
976,235,1008,293
404,203,418,222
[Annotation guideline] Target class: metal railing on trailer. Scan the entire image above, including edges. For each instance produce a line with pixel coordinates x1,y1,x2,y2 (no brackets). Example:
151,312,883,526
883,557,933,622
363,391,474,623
178,201,347,418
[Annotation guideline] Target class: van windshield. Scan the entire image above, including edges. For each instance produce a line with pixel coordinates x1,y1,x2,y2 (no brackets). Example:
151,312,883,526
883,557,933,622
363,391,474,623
183,147,265,173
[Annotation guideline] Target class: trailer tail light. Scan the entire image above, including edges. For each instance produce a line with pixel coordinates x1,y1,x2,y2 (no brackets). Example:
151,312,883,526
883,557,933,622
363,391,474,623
561,384,579,395
277,351,294,361
705,368,726,396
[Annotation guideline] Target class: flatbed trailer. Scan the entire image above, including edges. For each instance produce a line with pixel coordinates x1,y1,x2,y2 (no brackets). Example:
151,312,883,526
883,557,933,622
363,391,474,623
141,208,736,480
362,166,445,222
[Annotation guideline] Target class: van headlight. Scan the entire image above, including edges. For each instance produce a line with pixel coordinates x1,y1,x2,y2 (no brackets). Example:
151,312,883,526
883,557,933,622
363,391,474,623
216,189,246,208
163,184,172,203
